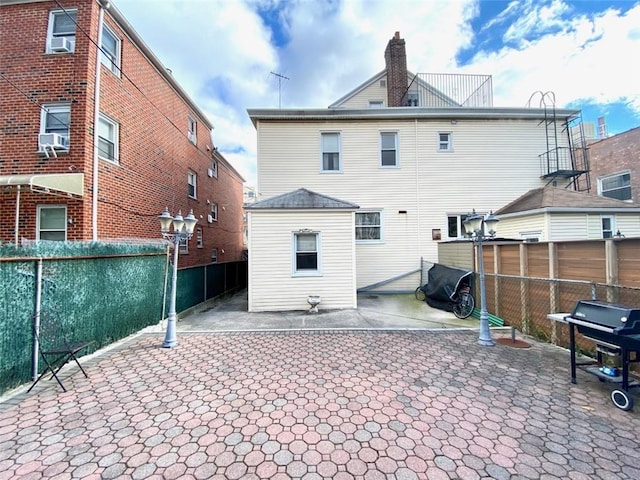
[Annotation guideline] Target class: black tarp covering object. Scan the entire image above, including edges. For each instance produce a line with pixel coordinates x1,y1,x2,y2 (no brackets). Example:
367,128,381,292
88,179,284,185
421,263,474,312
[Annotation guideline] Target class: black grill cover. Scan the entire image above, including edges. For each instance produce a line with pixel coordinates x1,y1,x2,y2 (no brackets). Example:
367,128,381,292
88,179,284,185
421,263,474,312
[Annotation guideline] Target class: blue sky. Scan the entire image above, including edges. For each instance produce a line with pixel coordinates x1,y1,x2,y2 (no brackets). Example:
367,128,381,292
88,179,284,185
113,0,640,187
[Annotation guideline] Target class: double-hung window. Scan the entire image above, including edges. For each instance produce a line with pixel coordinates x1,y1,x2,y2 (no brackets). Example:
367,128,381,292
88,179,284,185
98,114,119,163
447,214,471,239
380,132,398,167
41,104,70,137
196,227,203,248
293,232,320,275
188,117,197,144
47,9,77,53
210,202,218,221
101,23,121,75
599,172,631,201
188,171,197,198
37,205,67,241
209,159,218,178
438,132,452,152
211,248,218,263
356,211,382,242
602,216,615,239
321,132,340,172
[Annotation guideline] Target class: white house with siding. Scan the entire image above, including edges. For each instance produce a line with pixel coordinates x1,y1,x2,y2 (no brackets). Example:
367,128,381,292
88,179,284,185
495,186,640,242
247,32,590,299
246,188,359,312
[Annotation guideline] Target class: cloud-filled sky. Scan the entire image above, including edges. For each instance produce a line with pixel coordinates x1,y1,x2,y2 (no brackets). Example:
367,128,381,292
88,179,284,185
111,0,640,188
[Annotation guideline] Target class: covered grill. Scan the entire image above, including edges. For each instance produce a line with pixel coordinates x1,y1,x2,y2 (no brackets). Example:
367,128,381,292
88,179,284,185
566,299,640,411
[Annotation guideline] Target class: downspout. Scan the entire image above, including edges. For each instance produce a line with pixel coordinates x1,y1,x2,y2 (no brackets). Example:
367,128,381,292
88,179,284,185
414,118,421,256
92,3,106,240
14,185,20,245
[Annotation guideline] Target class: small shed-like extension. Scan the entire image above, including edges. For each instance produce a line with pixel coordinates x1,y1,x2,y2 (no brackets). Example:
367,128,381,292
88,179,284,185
247,188,359,312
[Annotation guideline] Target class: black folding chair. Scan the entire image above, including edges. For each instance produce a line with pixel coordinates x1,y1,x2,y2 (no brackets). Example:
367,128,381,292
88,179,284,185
28,311,94,393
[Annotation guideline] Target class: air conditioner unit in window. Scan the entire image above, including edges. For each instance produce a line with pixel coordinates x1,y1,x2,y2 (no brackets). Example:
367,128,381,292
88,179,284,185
187,132,196,143
207,215,213,223
207,168,214,177
38,133,69,150
50,37,72,53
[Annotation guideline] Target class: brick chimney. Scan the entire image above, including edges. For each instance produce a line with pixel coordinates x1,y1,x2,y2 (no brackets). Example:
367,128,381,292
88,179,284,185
384,31,408,107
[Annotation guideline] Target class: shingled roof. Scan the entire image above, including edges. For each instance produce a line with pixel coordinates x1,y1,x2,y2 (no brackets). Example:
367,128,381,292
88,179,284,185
247,188,359,210
496,187,640,215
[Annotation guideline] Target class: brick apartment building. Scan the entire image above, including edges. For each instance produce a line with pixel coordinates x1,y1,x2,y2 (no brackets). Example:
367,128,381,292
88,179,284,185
588,126,640,204
0,0,245,267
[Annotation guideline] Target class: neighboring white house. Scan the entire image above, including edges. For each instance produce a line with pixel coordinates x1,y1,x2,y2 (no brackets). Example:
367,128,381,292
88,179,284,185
247,32,589,297
246,188,359,312
495,186,640,242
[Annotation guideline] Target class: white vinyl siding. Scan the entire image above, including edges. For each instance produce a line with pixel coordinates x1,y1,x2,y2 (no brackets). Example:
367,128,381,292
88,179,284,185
248,211,356,312
495,214,547,241
256,118,571,289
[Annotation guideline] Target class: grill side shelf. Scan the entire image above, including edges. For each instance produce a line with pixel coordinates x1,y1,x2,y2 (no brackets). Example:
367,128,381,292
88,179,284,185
584,366,640,387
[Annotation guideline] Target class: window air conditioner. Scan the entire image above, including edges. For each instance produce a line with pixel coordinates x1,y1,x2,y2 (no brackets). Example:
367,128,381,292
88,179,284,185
207,215,213,223
207,168,214,177
38,133,69,150
188,132,196,143
50,37,72,53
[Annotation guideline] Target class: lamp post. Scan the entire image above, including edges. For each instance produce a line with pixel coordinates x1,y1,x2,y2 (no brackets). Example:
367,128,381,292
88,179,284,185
158,207,197,348
463,209,499,347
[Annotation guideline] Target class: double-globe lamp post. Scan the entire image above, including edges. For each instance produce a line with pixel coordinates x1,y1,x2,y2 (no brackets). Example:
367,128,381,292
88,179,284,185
463,209,499,347
158,207,197,348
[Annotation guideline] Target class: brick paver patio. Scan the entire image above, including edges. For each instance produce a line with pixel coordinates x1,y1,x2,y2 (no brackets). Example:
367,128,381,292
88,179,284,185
1,330,639,479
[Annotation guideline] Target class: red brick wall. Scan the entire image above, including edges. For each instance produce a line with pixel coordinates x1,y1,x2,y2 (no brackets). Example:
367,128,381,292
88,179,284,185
0,0,244,267
384,32,408,107
588,127,640,203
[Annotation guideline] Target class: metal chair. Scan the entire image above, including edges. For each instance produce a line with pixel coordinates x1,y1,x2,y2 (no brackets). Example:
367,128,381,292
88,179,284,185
28,311,94,393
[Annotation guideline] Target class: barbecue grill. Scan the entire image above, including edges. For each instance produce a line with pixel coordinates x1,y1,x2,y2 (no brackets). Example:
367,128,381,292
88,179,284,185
566,299,640,411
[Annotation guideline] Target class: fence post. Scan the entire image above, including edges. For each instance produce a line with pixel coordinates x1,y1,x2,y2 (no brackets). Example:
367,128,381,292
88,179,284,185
605,239,618,303
520,243,529,335
548,242,559,344
32,258,43,379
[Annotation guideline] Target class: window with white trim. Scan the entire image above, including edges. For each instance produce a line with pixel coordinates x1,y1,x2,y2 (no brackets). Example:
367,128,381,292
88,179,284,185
369,100,384,108
598,172,631,201
520,231,542,242
602,216,614,239
356,211,382,242
41,104,70,137
196,227,203,248
37,205,67,241
188,171,197,198
179,236,188,254
47,9,77,53
98,114,119,163
407,91,419,106
211,248,218,263
101,23,121,75
210,159,218,178
438,132,452,151
210,202,218,221
188,117,197,144
447,214,471,239
293,232,320,275
380,132,398,167
321,132,341,172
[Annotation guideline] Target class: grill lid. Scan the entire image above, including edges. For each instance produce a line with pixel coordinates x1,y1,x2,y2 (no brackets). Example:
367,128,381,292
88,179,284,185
570,300,640,333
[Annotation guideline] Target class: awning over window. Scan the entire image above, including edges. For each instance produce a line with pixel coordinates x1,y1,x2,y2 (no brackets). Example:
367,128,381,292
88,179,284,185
0,173,84,197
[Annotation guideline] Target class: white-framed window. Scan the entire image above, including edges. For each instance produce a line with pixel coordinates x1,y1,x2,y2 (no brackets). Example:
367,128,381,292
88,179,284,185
598,172,631,201
37,205,67,241
211,248,218,263
407,91,419,106
293,232,321,275
100,23,121,75
438,132,452,151
380,132,398,167
188,117,197,144
209,159,218,178
196,227,203,248
369,100,384,108
447,214,471,239
188,171,197,198
520,231,542,243
41,104,70,137
602,216,615,239
356,211,382,242
46,9,77,53
179,236,188,254
321,132,341,172
98,114,119,163
210,202,218,221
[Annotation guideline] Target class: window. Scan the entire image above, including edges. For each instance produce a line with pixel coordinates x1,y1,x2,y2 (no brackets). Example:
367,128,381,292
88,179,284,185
438,133,452,151
380,132,398,167
41,104,70,137
179,236,188,254
188,117,197,144
447,214,470,239
407,91,419,106
209,159,218,178
210,203,218,221
211,248,218,263
196,227,203,248
47,9,77,53
188,171,197,198
100,23,121,75
356,212,382,242
98,114,118,163
369,100,384,108
321,132,341,172
599,172,631,201
602,216,614,239
37,205,67,241
520,231,542,242
294,232,320,274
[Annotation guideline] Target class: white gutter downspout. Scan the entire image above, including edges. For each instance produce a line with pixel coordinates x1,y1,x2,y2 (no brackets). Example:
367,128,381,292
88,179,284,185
14,185,20,245
414,118,421,255
92,3,105,240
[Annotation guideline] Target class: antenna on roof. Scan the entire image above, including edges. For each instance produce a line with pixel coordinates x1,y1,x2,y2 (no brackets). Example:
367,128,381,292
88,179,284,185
270,71,290,108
